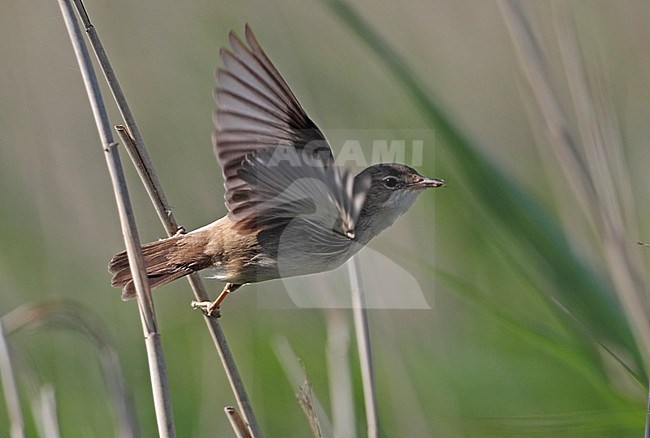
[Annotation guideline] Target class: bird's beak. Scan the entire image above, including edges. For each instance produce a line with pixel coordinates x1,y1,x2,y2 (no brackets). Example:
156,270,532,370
409,176,446,190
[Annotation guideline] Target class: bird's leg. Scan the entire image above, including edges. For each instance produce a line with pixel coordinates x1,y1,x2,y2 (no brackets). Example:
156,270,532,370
191,283,242,317
209,283,241,312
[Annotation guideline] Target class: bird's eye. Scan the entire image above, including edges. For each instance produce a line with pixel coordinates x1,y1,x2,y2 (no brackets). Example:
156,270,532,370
383,176,399,188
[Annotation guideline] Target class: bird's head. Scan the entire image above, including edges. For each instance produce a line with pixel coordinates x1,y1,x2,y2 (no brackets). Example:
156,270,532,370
352,163,445,242
357,163,444,208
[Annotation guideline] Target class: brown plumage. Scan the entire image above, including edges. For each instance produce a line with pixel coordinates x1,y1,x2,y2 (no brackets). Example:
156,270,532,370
109,226,212,301
109,218,266,301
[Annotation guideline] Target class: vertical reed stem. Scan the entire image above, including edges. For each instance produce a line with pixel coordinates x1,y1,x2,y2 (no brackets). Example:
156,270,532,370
56,1,175,435
0,317,24,438
347,256,379,437
66,2,260,434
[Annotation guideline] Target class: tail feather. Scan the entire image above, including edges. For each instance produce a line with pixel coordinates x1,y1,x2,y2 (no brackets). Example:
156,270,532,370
108,235,200,301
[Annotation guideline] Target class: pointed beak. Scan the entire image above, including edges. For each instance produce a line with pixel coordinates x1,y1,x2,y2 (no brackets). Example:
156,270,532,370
409,176,446,190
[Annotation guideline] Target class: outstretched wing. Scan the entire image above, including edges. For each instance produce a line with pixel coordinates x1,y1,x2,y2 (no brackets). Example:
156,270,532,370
214,25,333,202
213,26,368,238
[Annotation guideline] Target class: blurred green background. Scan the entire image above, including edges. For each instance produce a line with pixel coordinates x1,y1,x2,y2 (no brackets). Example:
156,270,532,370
2,0,650,436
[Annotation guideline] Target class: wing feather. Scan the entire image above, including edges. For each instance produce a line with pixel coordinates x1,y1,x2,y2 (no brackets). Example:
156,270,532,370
232,148,366,239
213,26,367,241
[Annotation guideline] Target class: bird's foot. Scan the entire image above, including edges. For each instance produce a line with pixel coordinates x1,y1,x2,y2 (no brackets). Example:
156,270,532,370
191,300,221,318
173,226,187,237
190,284,240,318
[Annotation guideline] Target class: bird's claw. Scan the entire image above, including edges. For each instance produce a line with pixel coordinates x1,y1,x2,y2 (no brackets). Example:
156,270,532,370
191,300,221,318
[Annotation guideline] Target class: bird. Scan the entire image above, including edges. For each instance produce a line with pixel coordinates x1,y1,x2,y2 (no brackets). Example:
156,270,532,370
109,25,445,315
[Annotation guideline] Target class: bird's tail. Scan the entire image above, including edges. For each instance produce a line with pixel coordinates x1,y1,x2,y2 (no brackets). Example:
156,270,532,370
108,233,209,301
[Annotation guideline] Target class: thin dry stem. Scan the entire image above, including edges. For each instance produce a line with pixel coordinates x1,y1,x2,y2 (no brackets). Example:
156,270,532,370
0,317,24,438
325,309,356,438
69,1,260,433
271,336,333,435
225,406,252,438
116,128,261,437
646,386,650,438
296,362,324,438
31,385,61,438
347,255,379,438
72,0,175,234
56,0,175,435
